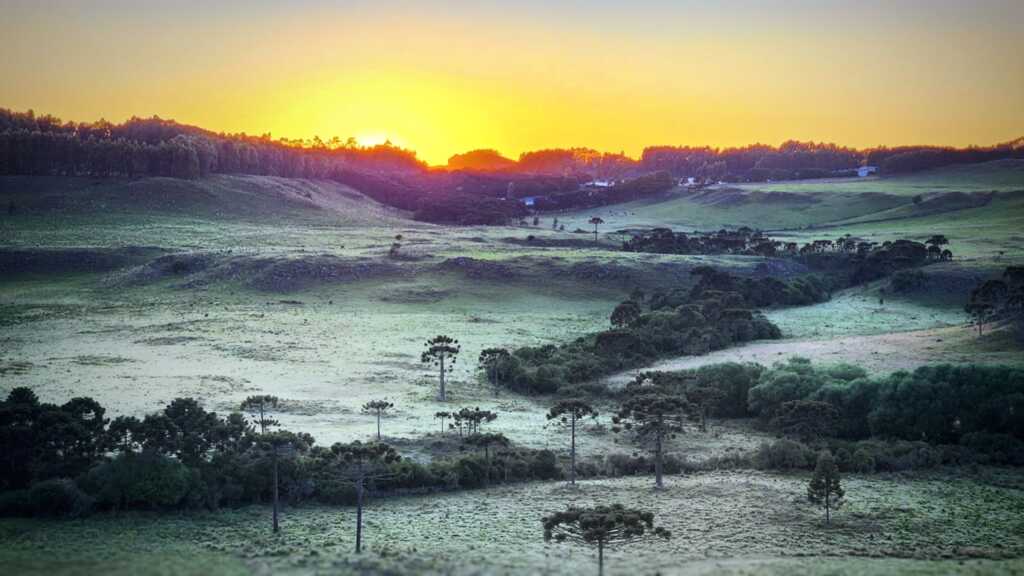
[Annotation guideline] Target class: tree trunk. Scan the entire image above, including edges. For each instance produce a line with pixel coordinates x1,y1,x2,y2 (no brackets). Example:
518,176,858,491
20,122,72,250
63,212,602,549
593,225,599,243
439,355,447,401
570,415,577,485
355,476,364,553
597,539,604,576
272,449,280,533
825,490,830,525
376,411,381,441
655,431,664,489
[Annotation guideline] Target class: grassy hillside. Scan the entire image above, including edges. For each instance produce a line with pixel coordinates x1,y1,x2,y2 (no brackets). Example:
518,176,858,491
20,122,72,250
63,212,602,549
557,160,1024,235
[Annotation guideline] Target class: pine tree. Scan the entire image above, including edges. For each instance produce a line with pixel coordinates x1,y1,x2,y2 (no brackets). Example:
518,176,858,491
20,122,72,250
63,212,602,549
807,450,844,525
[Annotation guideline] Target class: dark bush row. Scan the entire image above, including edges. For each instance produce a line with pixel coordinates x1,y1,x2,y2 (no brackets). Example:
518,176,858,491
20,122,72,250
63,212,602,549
496,267,787,395
0,388,562,518
644,358,1024,446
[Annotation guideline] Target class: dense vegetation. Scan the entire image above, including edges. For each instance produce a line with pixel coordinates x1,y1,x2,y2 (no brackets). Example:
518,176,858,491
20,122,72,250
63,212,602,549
491,266,811,394
0,390,561,518
637,359,1024,467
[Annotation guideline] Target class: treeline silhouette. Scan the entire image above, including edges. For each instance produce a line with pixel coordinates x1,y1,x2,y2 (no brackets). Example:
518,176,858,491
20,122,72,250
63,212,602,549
641,138,1024,181
3,108,1023,223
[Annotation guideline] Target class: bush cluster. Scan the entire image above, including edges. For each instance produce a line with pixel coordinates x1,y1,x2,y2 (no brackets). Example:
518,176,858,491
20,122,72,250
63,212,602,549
0,389,561,518
497,267,784,395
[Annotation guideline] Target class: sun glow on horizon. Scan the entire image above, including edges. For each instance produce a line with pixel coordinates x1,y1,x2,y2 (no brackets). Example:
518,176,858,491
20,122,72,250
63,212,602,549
1,1,1022,166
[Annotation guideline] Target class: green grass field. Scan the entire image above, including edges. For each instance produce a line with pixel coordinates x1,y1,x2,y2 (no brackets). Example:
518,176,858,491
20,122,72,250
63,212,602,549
2,162,1023,575
2,470,1023,575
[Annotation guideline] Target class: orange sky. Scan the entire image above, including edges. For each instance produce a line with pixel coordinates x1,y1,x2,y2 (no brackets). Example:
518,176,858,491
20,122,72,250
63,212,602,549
2,0,1022,165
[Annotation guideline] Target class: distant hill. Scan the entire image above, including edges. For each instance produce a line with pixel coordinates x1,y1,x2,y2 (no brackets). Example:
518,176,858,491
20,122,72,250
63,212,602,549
446,149,516,171
0,175,411,225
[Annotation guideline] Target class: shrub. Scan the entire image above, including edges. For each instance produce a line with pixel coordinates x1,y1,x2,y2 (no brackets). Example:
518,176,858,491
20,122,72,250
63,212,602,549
850,447,877,473
27,479,93,517
528,449,562,480
754,439,813,470
83,452,193,510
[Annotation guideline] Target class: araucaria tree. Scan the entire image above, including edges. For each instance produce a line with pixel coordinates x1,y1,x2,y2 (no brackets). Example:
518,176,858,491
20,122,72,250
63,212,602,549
478,347,510,392
422,335,460,401
240,395,280,435
547,399,598,485
434,411,451,435
240,395,284,532
543,504,671,576
332,441,401,553
589,216,605,243
807,450,844,525
612,393,690,489
361,400,394,441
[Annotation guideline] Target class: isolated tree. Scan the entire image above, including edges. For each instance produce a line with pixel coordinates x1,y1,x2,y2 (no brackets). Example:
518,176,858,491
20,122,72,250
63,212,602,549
533,215,540,226
807,450,844,525
361,400,394,441
240,395,281,435
434,411,451,435
547,399,598,485
332,441,401,553
925,234,949,247
422,335,460,401
240,395,284,532
552,217,559,230
589,216,605,243
478,348,510,391
257,431,305,534
610,301,642,328
388,242,402,258
543,504,671,576
966,279,1008,335
612,394,690,489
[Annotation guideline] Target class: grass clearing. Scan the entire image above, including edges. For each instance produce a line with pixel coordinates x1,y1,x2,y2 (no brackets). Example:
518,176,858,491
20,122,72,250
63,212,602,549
2,470,1023,575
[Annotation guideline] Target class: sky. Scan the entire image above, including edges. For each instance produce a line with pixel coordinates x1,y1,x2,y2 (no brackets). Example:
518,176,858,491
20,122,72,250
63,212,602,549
2,0,1022,165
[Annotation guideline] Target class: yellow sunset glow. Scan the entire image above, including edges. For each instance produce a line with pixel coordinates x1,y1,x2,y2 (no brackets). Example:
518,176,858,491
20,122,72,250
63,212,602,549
2,1,1022,165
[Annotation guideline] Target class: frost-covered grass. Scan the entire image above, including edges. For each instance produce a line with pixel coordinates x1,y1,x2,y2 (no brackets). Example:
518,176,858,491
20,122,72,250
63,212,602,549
2,470,1023,575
